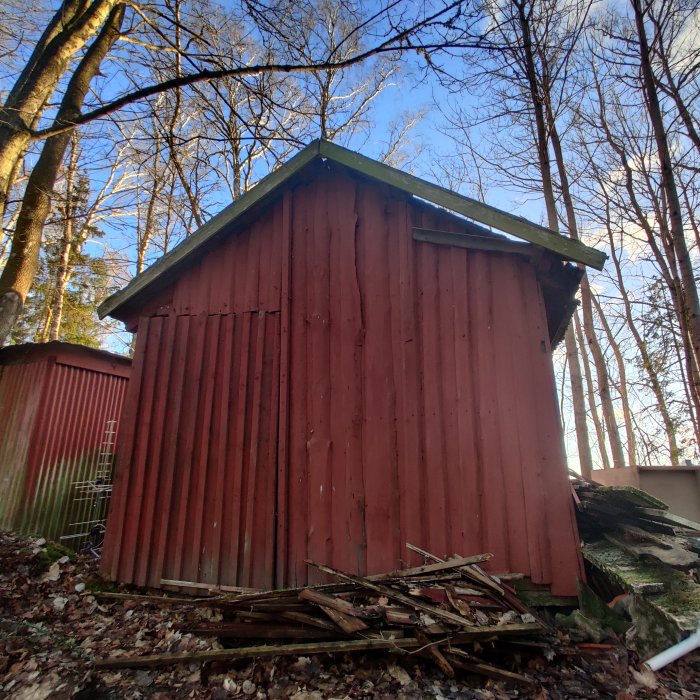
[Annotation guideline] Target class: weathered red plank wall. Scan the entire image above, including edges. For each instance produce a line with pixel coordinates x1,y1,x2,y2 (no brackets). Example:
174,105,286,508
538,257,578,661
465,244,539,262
102,164,583,596
0,345,130,544
281,172,583,595
103,312,280,589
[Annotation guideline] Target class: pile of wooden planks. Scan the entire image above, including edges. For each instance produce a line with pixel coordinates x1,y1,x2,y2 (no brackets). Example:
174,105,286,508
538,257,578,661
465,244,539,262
573,478,700,570
94,545,546,684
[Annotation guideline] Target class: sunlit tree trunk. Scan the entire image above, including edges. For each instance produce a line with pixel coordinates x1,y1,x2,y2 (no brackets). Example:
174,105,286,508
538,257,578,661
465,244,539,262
0,4,124,345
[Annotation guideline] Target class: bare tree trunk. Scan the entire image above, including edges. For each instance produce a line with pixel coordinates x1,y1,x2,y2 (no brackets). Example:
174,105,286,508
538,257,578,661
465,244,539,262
548,112,627,469
49,132,80,340
596,188,682,463
515,0,595,474
632,0,700,380
0,0,120,220
590,292,637,465
0,4,124,345
575,313,611,470
592,71,700,431
565,325,594,478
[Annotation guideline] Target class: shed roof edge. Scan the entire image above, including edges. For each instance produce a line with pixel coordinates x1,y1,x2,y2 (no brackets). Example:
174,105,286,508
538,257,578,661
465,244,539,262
99,139,605,319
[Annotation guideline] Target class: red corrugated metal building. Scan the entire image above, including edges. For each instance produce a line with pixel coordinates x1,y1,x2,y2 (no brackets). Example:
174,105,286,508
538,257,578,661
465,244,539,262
99,141,606,596
0,342,130,546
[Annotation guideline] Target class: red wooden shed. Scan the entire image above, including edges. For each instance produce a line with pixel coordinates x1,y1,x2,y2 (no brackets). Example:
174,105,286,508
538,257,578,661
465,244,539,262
99,140,605,596
0,342,130,548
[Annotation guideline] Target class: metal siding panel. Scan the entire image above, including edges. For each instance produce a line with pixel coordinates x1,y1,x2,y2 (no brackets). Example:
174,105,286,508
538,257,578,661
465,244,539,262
0,350,128,546
0,363,44,529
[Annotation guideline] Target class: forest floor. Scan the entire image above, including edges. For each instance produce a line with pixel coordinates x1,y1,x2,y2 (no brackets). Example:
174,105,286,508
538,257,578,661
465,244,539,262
1,530,698,700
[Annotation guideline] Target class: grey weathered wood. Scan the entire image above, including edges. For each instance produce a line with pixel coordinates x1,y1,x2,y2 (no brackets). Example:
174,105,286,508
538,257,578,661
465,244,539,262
368,553,493,581
93,624,540,669
306,560,505,631
413,228,533,257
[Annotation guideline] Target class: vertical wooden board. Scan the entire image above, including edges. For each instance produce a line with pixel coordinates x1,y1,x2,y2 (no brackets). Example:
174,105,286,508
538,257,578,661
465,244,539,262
523,270,583,594
203,313,230,586
287,183,311,586
276,191,293,587
211,313,237,586
220,313,251,583
435,232,461,554
206,233,230,313
244,218,263,311
504,261,548,583
305,181,333,585
357,181,399,574
102,318,151,581
488,255,531,576
240,313,267,585
257,204,288,311
149,314,192,586
449,247,482,558
327,175,365,576
219,236,236,314
258,313,280,588
196,316,226,585
468,253,509,570
134,314,178,587
119,317,165,583
166,314,218,583
414,214,449,560
391,196,426,568
231,229,252,313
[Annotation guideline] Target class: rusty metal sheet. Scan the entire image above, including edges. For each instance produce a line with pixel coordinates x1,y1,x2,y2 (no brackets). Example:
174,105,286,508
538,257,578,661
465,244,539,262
0,346,129,545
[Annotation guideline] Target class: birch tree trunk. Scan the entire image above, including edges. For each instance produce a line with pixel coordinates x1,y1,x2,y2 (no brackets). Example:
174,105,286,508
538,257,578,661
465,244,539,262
0,4,124,345
49,132,80,341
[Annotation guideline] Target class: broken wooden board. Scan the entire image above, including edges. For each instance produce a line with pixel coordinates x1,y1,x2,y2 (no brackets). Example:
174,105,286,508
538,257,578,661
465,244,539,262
604,533,699,570
583,539,700,656
93,624,541,669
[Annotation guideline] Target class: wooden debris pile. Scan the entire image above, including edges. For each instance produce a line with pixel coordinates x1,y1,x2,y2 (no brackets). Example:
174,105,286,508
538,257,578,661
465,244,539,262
94,545,547,685
572,478,700,572
572,477,700,656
